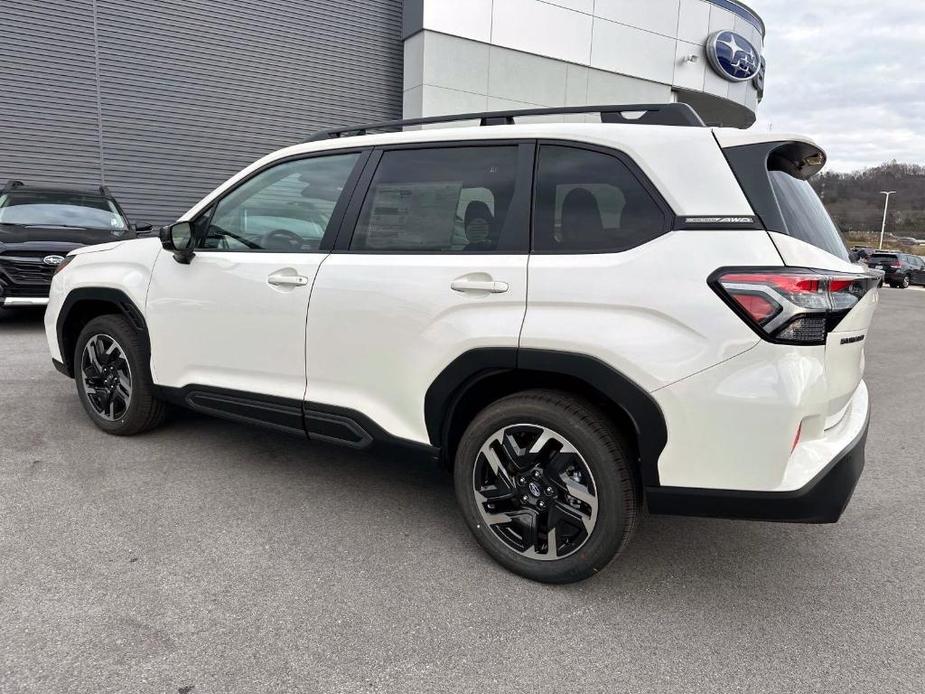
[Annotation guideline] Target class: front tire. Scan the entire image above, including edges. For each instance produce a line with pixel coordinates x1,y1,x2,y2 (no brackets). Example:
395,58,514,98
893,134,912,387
454,390,639,584
74,314,166,435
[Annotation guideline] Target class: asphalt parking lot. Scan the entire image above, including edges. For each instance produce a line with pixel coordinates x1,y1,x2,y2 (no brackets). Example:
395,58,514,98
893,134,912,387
1,290,923,694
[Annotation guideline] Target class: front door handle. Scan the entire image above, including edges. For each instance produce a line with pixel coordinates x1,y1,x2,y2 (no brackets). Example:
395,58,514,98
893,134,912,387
268,273,309,287
450,278,509,294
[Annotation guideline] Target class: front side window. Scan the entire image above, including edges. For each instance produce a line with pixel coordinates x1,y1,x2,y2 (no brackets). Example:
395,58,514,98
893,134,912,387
532,146,666,253
0,191,126,230
350,146,521,252
201,153,359,252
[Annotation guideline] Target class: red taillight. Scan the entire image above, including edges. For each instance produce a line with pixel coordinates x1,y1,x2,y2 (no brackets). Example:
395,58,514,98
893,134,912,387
890,262,901,268
711,268,878,346
728,292,779,324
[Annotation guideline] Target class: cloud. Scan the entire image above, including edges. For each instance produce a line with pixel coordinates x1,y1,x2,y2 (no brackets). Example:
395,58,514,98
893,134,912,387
749,0,925,171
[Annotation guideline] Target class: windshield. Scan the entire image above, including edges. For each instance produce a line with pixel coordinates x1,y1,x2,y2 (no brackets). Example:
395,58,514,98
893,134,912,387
869,254,897,261
768,170,848,261
0,191,127,230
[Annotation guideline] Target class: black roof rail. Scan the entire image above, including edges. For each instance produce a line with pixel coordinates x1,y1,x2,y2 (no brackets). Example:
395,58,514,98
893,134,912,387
99,185,113,199
306,103,705,142
2,179,25,193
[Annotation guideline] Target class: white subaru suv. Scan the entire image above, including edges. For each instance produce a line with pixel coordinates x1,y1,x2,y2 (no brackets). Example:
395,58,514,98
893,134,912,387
45,104,877,583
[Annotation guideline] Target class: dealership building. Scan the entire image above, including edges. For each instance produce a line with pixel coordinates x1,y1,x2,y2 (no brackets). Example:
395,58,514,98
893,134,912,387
1,0,766,225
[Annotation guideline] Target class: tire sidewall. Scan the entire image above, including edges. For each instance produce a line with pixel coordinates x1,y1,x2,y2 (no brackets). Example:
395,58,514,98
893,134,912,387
74,315,149,433
454,394,633,583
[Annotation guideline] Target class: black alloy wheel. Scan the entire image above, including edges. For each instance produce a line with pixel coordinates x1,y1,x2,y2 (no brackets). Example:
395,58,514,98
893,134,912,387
454,389,638,584
472,424,598,560
74,314,166,435
80,333,133,421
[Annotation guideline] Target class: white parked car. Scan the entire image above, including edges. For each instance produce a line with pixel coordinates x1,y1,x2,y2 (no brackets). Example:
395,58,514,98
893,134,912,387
44,104,878,583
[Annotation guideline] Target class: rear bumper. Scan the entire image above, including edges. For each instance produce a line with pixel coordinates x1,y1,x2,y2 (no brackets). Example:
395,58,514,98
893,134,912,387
647,408,869,523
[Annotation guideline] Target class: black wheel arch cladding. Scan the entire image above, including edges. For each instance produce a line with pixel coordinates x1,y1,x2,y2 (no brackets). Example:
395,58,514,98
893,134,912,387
56,287,149,377
425,348,668,487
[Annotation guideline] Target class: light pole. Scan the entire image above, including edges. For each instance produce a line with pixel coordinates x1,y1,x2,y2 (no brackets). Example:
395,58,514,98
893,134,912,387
879,191,896,250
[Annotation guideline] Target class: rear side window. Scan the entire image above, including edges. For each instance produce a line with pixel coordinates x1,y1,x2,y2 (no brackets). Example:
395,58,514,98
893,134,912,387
532,146,666,253
768,170,848,260
350,146,522,252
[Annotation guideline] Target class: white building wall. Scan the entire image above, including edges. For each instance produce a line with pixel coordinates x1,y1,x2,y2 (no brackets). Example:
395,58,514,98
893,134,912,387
403,0,765,127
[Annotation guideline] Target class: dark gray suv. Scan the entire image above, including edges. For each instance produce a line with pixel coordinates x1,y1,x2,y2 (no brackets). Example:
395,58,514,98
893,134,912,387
867,252,925,288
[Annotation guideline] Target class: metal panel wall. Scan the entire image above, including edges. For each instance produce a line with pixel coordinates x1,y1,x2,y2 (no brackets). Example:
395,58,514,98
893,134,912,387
0,0,403,225
0,1,104,189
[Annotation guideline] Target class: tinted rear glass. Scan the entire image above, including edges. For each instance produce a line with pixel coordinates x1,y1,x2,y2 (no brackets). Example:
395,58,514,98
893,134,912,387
768,170,848,260
869,254,897,261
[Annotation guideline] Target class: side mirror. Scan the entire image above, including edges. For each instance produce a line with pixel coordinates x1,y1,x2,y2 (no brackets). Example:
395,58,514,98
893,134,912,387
133,222,154,234
160,221,195,264
848,251,860,263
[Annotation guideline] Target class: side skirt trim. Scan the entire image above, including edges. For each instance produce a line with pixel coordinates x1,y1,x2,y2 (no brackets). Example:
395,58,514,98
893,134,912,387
154,385,306,437
304,401,440,458
153,384,441,460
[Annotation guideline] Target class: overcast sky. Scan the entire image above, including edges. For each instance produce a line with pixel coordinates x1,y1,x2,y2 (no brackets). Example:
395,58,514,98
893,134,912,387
749,0,925,171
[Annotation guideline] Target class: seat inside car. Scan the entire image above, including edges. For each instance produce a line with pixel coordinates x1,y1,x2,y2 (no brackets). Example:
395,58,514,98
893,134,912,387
463,200,496,251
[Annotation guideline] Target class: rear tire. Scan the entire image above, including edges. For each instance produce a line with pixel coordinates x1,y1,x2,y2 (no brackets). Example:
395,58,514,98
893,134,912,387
454,389,639,584
74,314,167,435
901,274,911,288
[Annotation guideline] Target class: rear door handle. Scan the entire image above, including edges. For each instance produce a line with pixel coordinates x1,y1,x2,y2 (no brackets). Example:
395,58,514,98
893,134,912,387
268,273,309,287
450,279,509,294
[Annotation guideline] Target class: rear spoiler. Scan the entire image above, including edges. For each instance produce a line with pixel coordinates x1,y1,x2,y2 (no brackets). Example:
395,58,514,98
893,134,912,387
713,130,827,180
719,138,828,236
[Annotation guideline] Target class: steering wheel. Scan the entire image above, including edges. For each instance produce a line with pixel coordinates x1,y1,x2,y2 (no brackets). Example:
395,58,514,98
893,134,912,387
261,228,303,251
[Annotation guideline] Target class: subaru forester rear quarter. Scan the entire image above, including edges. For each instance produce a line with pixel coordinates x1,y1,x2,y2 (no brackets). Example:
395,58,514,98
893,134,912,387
635,128,875,521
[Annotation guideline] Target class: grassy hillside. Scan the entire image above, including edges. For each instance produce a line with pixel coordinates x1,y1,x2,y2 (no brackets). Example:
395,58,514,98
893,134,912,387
810,162,925,239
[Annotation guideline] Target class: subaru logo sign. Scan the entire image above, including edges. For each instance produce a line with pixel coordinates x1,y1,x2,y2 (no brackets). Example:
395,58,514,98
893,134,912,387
706,31,761,82
43,255,65,266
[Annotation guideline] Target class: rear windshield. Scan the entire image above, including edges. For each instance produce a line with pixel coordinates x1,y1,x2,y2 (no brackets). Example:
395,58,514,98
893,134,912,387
768,170,848,260
869,253,897,261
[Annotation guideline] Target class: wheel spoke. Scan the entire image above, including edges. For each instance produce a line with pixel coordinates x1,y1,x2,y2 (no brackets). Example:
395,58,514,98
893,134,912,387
482,444,515,489
562,476,595,507
482,510,515,527
551,499,593,534
86,338,102,370
95,337,109,366
528,428,555,455
546,526,559,559
545,450,581,486
519,511,539,553
477,485,516,502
